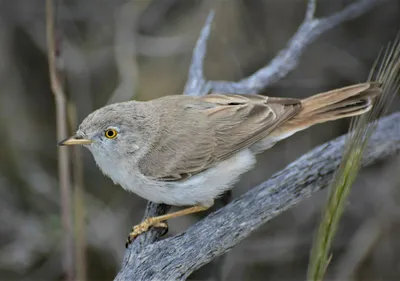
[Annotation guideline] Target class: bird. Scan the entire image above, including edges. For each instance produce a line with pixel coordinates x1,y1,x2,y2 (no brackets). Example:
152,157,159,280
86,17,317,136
59,82,380,244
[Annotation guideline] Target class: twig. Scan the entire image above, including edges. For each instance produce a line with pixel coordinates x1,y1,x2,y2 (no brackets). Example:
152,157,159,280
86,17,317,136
183,11,215,96
115,112,400,281
45,0,74,280
305,0,317,21
186,0,383,96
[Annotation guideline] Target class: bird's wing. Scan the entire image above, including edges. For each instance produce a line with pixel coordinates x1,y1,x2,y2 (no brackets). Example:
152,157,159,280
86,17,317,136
138,94,302,181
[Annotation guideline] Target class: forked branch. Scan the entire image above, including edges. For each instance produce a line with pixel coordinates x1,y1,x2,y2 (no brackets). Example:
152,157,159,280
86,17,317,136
184,0,382,96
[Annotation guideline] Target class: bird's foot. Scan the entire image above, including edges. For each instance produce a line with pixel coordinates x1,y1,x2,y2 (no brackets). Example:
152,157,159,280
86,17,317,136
125,218,168,247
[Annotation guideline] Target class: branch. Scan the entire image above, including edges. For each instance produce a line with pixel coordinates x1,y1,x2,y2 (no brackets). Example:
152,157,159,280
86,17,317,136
115,112,400,281
117,0,390,279
183,11,215,96
185,0,383,96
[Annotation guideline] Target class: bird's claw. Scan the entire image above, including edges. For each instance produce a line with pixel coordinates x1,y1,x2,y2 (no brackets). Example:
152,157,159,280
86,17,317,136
125,219,168,248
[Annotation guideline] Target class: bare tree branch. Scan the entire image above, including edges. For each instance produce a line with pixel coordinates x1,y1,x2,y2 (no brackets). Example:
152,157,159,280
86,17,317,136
305,0,317,21
185,0,383,96
183,10,215,96
116,0,391,280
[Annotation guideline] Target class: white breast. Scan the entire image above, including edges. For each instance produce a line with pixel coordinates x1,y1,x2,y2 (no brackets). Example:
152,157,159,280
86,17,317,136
92,148,256,207
162,149,256,206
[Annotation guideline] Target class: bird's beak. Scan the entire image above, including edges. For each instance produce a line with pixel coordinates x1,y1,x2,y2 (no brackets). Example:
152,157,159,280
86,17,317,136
58,136,93,146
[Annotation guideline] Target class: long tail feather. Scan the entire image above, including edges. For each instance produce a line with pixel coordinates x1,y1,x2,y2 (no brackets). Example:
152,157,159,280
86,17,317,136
287,82,381,128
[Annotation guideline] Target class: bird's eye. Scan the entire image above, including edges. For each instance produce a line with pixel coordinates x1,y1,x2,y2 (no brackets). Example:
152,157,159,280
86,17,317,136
105,128,118,139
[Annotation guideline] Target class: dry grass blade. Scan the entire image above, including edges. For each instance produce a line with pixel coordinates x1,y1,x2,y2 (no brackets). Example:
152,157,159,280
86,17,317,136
68,103,87,281
307,34,400,281
45,0,74,280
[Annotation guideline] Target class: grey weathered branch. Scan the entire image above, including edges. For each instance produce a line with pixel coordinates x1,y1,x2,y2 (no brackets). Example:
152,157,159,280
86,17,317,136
116,0,391,280
184,0,383,96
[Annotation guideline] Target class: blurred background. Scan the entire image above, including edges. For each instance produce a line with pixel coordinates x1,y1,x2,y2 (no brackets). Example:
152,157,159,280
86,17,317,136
1,0,400,280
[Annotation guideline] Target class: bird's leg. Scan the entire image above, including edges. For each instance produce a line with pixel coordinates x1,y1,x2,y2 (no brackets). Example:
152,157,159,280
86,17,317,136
126,205,210,246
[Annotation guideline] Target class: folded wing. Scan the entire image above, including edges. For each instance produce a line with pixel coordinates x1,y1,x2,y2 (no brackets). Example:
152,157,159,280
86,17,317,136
138,94,302,181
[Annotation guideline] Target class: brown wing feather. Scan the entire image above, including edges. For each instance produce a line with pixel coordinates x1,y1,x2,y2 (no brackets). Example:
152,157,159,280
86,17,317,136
138,94,301,181
203,95,301,162
138,96,217,181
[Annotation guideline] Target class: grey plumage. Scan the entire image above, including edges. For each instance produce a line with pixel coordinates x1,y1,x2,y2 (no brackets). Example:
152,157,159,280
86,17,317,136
66,82,379,206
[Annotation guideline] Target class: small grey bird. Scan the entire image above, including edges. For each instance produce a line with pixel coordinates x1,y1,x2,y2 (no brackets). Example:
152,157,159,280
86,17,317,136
59,82,380,243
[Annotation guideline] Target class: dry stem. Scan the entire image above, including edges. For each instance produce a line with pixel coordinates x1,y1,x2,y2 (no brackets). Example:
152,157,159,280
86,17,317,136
45,0,74,280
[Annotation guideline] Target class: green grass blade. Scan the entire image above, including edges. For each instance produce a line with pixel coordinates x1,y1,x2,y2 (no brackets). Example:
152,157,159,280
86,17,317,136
307,34,400,281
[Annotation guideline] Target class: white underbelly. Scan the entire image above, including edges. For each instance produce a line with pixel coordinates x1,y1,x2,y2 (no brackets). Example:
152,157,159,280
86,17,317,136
119,149,257,206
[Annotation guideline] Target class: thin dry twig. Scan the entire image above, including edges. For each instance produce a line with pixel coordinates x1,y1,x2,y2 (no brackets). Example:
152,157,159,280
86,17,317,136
45,0,74,280
183,11,215,96
185,0,383,96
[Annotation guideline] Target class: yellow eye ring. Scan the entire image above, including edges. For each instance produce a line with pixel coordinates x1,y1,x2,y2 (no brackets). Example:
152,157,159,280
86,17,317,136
105,128,118,139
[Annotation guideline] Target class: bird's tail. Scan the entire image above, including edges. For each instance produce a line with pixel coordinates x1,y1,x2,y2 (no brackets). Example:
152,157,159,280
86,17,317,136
284,82,381,130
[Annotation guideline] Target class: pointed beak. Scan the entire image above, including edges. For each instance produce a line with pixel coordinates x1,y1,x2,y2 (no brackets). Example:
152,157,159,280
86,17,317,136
58,136,93,146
